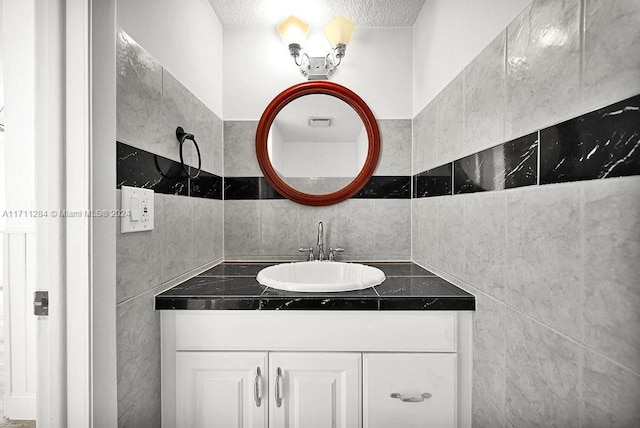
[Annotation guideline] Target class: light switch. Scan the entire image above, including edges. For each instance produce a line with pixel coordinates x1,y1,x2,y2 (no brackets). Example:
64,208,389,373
131,196,141,221
121,186,154,233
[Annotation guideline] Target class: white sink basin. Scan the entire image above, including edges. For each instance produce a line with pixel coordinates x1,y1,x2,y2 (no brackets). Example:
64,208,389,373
257,262,386,292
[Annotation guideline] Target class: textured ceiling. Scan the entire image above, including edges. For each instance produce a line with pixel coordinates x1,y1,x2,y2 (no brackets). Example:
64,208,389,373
207,0,426,28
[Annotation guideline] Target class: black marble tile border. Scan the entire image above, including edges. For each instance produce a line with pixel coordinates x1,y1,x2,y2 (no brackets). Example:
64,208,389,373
413,164,452,198
117,141,222,199
414,93,640,198
454,133,538,194
352,176,411,199
224,175,411,200
540,95,640,184
223,177,286,200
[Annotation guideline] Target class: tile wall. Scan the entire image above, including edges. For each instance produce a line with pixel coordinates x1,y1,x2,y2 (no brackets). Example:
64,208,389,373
412,0,640,426
115,30,224,426
223,120,413,261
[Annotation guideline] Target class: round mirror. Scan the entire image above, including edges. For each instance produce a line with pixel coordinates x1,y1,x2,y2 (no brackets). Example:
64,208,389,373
256,82,380,206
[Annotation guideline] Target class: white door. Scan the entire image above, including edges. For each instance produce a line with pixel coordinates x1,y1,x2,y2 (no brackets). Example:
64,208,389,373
363,353,457,428
2,0,45,421
176,352,268,428
269,352,361,428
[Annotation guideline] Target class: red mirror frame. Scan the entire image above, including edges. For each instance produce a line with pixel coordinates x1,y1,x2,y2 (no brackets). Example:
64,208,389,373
255,81,380,206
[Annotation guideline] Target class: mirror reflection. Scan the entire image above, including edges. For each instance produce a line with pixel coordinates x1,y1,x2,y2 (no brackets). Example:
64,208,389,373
267,94,367,195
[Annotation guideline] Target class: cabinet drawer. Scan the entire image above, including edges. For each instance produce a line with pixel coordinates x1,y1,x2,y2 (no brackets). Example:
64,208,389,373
172,311,457,352
363,353,457,428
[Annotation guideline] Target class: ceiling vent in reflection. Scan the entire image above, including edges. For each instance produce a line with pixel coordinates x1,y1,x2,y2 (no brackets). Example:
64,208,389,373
308,117,332,127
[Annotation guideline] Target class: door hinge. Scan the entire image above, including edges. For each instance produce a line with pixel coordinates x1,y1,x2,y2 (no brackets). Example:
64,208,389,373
34,291,49,316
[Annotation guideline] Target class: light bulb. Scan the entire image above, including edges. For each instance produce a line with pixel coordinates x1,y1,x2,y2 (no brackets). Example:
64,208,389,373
277,15,310,46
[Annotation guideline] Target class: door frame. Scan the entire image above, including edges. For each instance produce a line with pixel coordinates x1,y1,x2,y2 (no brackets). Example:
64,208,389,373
63,0,118,426
3,0,118,425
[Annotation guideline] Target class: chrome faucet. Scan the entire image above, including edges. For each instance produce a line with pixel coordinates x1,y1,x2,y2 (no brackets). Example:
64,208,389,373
317,221,325,261
298,221,345,261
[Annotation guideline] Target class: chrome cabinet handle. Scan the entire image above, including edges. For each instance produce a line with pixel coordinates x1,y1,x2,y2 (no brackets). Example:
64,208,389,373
390,392,432,402
254,367,262,407
275,367,283,408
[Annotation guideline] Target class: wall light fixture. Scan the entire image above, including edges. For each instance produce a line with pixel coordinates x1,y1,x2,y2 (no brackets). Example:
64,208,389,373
277,14,355,80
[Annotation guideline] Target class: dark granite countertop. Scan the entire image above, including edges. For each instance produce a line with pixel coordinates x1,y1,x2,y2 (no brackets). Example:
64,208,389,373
155,262,475,311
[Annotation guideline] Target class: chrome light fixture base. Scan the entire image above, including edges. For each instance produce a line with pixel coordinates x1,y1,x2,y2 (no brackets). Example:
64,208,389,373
301,56,336,80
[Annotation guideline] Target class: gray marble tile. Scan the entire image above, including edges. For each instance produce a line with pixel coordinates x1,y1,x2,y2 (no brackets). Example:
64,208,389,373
212,199,224,260
298,204,337,253
336,199,375,259
192,197,215,267
411,199,419,260
473,384,506,428
161,71,202,167
374,120,412,176
464,31,506,155
505,309,581,428
506,0,582,140
260,199,299,257
116,30,162,151
473,293,507,415
416,197,438,265
191,98,218,173
224,121,261,177
210,112,223,176
412,100,438,174
582,176,640,373
463,192,506,300
581,349,640,428
160,194,196,282
437,196,464,278
505,183,583,340
583,0,640,112
437,73,464,165
116,189,163,303
117,292,161,428
224,200,261,258
374,199,411,260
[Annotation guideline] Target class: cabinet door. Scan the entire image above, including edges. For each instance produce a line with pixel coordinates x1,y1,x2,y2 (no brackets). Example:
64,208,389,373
363,353,457,428
176,352,268,428
269,352,361,428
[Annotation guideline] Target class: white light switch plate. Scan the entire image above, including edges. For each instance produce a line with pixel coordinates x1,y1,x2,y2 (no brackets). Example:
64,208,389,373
121,186,154,233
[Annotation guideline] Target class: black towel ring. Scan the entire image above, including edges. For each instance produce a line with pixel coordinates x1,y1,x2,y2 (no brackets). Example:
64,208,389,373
176,126,202,179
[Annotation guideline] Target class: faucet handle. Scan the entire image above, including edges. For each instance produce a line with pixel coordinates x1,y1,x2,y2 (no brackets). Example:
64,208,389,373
298,247,315,261
328,248,344,261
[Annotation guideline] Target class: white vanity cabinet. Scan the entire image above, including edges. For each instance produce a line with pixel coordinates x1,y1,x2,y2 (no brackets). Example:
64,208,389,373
175,352,268,428
173,351,360,428
161,311,472,428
